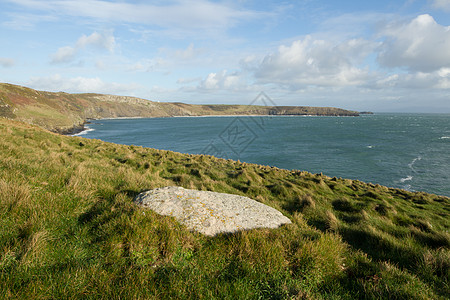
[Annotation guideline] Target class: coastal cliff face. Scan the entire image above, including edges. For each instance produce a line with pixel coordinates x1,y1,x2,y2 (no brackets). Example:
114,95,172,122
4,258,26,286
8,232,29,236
0,83,362,134
268,106,360,116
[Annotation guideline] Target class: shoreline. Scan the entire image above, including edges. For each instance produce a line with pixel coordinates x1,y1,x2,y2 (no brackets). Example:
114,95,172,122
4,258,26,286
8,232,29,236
71,126,95,136
93,116,145,120
61,117,145,136
61,112,366,136
55,122,86,136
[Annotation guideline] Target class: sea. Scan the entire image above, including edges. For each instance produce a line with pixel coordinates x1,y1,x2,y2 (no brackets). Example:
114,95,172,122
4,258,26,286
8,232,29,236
76,113,450,197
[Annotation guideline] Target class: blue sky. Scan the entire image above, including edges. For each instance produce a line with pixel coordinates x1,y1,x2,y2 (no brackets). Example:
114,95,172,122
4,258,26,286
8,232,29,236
1,0,450,112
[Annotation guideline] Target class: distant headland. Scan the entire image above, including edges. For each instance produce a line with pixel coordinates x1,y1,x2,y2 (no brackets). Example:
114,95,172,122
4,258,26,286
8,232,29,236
0,82,367,135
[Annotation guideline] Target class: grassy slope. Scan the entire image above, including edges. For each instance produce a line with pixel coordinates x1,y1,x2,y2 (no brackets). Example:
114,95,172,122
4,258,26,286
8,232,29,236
0,118,448,299
0,83,360,134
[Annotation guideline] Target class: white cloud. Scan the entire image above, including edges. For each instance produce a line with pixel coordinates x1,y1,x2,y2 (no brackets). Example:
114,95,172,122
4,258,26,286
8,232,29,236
431,0,450,11
201,72,220,89
27,74,140,94
198,70,245,90
7,0,267,32
182,13,450,97
76,31,115,52
243,14,450,93
173,43,198,60
0,58,15,68
252,36,375,89
125,44,204,74
51,31,115,63
126,58,168,72
377,14,450,72
158,43,204,62
374,68,450,90
51,46,77,64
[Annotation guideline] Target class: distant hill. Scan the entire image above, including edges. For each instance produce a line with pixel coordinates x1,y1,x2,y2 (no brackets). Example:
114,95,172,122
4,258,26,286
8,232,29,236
0,83,361,134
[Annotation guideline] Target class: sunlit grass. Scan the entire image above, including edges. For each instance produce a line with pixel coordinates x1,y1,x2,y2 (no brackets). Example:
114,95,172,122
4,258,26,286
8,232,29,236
0,118,449,299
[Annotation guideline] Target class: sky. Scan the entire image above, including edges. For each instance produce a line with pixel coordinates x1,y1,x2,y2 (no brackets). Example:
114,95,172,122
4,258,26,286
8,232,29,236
1,0,450,112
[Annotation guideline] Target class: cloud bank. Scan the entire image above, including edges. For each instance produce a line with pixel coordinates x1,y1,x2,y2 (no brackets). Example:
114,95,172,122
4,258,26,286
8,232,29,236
191,14,450,95
252,37,375,89
378,14,450,72
27,74,140,95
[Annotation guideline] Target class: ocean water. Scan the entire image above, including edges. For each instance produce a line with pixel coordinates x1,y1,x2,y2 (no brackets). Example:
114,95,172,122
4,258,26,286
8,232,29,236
77,114,450,197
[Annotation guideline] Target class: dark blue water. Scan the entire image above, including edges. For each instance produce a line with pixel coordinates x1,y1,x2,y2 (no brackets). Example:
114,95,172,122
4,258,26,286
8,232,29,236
78,114,450,197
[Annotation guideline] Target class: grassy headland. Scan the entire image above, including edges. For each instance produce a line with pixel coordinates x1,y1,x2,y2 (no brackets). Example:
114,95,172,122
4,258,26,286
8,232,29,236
0,118,448,299
0,83,361,134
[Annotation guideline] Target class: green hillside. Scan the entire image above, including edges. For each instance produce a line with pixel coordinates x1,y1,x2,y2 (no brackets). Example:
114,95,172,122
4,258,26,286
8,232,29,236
0,83,360,134
0,118,448,299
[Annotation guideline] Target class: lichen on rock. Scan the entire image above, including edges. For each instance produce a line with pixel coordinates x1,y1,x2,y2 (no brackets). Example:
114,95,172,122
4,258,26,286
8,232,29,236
134,186,292,236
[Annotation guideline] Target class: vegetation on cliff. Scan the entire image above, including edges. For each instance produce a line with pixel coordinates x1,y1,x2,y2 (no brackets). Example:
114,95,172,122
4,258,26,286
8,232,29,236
0,118,448,299
0,83,360,134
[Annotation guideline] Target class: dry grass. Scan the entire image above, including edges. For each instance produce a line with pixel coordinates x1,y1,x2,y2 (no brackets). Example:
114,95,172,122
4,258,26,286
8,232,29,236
0,179,33,212
300,194,316,210
325,210,339,232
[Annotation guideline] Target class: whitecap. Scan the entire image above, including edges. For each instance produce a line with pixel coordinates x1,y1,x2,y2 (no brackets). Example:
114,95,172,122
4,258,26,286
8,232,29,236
400,176,413,183
402,184,415,192
366,145,374,149
72,127,95,136
408,156,422,170
439,136,450,140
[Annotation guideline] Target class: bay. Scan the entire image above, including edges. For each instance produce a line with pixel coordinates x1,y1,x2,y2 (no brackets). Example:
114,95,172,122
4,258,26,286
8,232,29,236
77,113,450,197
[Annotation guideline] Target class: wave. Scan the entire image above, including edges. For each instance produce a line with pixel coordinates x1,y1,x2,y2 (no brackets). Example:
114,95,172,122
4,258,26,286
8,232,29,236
402,184,416,192
400,176,413,183
72,127,95,136
100,116,143,120
408,156,422,171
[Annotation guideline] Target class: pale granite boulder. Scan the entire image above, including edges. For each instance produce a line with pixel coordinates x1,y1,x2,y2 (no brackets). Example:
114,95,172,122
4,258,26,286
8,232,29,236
134,186,291,236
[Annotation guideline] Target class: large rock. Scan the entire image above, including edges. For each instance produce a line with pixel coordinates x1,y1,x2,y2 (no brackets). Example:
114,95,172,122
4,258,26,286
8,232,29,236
134,186,291,236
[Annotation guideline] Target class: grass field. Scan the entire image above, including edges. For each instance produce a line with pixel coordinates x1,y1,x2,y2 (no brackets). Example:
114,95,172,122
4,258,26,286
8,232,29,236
0,118,449,299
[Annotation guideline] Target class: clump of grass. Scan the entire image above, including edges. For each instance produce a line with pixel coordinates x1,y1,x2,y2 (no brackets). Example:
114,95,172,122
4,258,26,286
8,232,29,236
421,248,450,279
0,179,32,213
415,219,434,232
300,194,316,210
374,202,390,216
409,226,450,249
283,194,316,213
332,198,360,213
20,230,50,267
325,211,340,231
393,214,414,227
289,232,347,293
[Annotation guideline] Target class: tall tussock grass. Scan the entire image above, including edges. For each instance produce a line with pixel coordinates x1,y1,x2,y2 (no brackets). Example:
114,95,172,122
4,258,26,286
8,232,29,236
0,180,32,213
0,118,449,299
